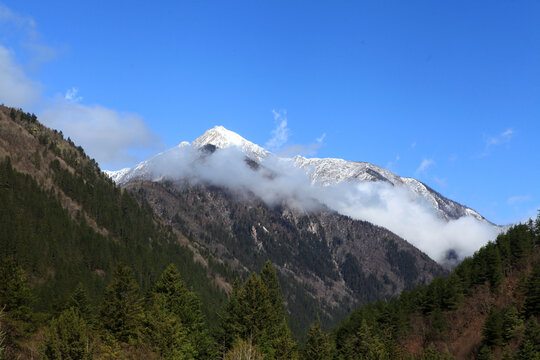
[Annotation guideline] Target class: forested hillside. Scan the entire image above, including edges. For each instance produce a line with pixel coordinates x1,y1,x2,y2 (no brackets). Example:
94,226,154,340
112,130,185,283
327,217,540,359
0,107,230,358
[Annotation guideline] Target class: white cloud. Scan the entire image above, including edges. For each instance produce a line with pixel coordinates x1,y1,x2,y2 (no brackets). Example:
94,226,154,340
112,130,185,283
0,45,42,107
433,176,447,188
411,141,417,149
265,109,290,151
0,4,56,67
40,99,163,169
64,88,82,103
416,158,434,175
481,128,515,157
278,143,322,157
131,145,499,264
316,133,326,143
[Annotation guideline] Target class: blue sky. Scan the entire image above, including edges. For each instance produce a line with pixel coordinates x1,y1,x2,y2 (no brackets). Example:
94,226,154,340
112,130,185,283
0,1,539,225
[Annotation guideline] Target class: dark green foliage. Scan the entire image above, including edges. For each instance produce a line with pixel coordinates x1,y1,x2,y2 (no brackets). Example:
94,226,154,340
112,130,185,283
339,320,387,360
218,262,297,359
149,264,215,359
483,309,503,347
476,345,494,360
303,318,333,360
0,157,225,325
143,294,196,359
65,283,93,323
99,264,143,343
502,306,522,343
525,263,540,317
516,317,540,360
0,257,34,322
40,307,92,360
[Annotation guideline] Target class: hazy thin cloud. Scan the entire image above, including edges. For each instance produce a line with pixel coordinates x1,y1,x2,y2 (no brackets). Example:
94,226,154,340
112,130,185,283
265,109,290,151
507,195,531,205
64,88,83,103
481,128,515,157
433,176,448,188
416,158,434,175
0,45,42,107
385,154,400,171
316,133,326,143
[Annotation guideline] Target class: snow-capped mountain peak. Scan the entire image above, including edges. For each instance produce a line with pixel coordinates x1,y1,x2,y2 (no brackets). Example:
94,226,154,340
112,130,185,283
192,126,269,161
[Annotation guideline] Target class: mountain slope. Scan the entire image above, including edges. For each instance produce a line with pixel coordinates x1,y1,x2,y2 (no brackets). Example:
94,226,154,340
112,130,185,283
106,126,500,265
331,219,540,359
0,106,228,325
125,179,443,332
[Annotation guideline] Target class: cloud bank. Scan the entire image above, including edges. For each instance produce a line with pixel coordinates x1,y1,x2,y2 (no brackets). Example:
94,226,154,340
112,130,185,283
131,145,499,264
40,99,162,168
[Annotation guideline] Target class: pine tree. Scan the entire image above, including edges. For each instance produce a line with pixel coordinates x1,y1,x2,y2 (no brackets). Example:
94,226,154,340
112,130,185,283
99,264,142,344
218,263,297,359
525,263,540,317
303,318,333,360
485,244,503,291
40,307,92,360
502,306,522,343
483,309,503,347
150,264,213,359
340,320,387,360
144,293,196,360
0,257,34,323
66,283,93,323
476,345,494,360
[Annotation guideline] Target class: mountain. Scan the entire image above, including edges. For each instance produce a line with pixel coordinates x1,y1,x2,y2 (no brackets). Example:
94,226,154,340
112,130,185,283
106,125,500,264
0,106,443,341
101,125,452,334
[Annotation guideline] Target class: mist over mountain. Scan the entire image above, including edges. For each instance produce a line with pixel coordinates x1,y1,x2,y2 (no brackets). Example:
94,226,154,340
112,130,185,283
107,126,501,265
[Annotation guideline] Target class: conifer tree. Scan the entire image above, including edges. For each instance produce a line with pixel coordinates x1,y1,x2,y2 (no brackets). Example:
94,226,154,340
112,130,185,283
66,283,93,323
0,257,34,322
502,306,522,343
40,307,92,360
525,263,540,317
144,293,196,360
303,318,333,360
99,264,142,343
340,320,387,360
150,264,214,359
476,345,494,360
219,263,297,359
483,309,503,347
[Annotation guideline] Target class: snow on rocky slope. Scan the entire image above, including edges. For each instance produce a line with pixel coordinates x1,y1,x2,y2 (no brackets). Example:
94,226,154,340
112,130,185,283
106,125,489,224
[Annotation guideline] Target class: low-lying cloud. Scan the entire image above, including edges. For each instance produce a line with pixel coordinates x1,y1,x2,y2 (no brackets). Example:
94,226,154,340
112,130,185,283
128,144,499,264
